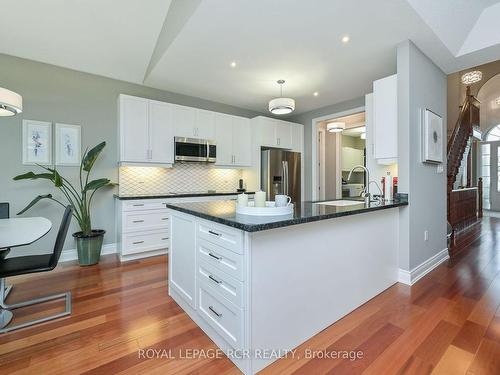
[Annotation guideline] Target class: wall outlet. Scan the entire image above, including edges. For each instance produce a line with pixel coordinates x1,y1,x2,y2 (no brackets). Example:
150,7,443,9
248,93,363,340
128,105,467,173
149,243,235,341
424,230,429,241
436,164,444,174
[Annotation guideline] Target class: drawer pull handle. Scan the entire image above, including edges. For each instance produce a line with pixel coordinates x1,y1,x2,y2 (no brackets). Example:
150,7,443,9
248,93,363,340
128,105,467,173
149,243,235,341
208,275,222,284
161,237,169,241
208,230,221,237
208,252,222,261
133,241,144,245
133,204,144,207
208,306,223,318
132,220,144,223
161,218,169,221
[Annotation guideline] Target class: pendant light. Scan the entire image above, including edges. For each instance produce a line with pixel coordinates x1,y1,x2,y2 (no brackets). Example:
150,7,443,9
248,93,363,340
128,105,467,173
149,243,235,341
269,80,295,115
0,87,23,116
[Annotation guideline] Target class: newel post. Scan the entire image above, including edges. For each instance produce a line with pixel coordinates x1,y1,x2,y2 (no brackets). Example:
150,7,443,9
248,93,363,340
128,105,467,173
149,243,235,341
478,177,483,219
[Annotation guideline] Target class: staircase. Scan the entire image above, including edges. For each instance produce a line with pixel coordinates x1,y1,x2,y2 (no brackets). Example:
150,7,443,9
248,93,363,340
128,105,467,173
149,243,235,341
447,87,480,195
447,86,481,254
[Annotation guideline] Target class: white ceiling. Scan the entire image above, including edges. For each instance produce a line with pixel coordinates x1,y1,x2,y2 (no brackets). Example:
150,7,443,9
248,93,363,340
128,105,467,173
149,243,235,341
2,0,500,115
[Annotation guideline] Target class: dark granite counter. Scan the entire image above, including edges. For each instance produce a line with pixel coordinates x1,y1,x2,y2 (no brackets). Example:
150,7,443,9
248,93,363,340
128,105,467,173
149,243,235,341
165,194,408,232
115,191,254,200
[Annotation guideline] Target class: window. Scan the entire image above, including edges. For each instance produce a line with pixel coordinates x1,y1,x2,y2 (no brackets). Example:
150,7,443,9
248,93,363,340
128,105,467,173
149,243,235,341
486,125,500,141
481,144,490,210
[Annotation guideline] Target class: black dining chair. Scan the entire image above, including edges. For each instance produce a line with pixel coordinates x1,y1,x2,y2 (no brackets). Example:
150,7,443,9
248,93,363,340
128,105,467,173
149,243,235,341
0,206,73,333
0,203,11,258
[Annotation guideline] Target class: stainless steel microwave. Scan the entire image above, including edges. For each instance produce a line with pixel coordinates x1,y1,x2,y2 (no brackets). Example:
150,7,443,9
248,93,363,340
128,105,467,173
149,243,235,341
174,137,216,163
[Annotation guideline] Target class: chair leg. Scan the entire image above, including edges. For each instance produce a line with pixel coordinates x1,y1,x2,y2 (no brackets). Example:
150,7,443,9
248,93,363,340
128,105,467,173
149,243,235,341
0,278,72,333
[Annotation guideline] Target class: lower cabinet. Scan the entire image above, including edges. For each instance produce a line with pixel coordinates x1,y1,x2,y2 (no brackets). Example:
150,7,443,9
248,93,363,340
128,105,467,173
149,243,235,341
167,211,247,355
169,214,197,309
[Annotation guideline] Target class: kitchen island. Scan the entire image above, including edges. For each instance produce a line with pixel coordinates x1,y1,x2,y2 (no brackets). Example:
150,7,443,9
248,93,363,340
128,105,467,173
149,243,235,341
166,197,407,374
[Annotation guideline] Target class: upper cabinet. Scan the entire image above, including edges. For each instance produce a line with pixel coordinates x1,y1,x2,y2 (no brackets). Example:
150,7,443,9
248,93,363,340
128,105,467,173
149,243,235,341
372,74,397,164
171,106,215,140
119,95,173,165
119,94,250,167
215,113,251,167
252,116,298,150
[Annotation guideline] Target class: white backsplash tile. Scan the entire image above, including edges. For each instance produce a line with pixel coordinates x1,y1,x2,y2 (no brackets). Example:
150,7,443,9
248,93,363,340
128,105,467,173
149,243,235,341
119,164,243,195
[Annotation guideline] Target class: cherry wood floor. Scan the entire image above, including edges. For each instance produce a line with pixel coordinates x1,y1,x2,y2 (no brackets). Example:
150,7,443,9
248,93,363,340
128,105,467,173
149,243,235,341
1,217,500,374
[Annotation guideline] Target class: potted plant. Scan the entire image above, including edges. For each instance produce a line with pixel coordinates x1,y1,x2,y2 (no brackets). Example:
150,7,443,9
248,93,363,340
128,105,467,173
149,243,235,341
14,142,114,266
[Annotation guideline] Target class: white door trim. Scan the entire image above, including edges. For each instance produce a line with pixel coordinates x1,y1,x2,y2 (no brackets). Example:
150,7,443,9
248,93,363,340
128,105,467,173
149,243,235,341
311,106,365,201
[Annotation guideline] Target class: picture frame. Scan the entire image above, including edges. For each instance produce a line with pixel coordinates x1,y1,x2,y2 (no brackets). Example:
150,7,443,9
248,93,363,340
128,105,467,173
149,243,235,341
22,120,52,165
55,123,81,166
422,109,443,164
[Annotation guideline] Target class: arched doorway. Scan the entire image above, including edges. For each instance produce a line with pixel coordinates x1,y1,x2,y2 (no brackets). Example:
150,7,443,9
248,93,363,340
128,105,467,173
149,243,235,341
478,73,500,212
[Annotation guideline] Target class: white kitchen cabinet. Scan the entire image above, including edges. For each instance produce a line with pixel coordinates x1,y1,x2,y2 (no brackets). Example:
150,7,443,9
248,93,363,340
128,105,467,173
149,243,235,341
196,109,216,139
149,100,173,164
215,114,251,167
290,122,304,153
341,147,364,171
252,116,294,149
170,213,197,309
373,74,397,164
172,105,215,139
119,95,173,165
119,96,149,162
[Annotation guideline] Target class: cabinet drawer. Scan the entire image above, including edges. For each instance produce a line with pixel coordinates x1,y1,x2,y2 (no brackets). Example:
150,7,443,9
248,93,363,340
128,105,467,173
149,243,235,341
198,284,243,350
198,239,243,281
198,260,243,307
198,222,243,254
122,200,168,211
124,211,169,232
122,230,169,255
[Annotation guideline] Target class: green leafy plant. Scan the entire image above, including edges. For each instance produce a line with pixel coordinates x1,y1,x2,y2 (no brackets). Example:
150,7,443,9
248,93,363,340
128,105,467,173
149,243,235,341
13,142,114,236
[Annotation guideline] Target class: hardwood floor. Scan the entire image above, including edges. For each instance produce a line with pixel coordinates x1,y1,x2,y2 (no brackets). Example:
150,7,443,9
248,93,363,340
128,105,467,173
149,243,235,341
1,216,500,374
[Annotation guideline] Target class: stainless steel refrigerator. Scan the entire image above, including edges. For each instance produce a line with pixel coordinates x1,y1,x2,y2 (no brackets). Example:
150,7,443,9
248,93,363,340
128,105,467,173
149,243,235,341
261,149,301,204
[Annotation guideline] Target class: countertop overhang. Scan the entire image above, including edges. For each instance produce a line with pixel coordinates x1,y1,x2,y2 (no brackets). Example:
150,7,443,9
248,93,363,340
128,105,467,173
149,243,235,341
165,194,408,232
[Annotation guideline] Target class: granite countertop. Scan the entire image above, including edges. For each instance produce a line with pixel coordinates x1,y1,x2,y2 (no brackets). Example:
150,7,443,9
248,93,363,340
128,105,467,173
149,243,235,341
165,194,408,232
115,191,254,200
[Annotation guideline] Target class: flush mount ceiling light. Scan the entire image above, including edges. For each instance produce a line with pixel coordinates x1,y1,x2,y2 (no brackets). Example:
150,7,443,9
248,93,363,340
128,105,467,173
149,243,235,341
269,80,295,115
326,122,345,133
461,70,482,85
360,132,366,140
0,87,22,116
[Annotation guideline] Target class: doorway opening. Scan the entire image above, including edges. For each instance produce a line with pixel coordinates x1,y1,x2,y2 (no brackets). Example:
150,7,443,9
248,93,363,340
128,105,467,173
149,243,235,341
316,111,366,200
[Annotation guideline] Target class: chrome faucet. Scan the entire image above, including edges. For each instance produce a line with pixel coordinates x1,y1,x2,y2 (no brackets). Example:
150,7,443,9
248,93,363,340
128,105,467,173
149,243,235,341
347,165,371,205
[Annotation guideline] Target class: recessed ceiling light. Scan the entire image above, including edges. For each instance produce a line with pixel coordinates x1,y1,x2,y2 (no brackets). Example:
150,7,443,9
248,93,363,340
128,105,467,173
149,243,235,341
313,92,319,97
230,61,237,68
341,35,350,43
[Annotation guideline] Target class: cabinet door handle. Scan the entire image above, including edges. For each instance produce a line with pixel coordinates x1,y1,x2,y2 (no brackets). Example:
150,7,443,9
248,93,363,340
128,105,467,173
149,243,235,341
208,252,222,261
161,237,169,241
161,217,169,221
133,204,144,207
132,220,144,223
208,306,223,318
208,275,222,284
133,241,144,245
208,230,221,237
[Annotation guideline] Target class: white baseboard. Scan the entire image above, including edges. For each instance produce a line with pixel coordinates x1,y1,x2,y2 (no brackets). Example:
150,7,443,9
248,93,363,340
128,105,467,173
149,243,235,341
398,248,449,286
60,243,117,263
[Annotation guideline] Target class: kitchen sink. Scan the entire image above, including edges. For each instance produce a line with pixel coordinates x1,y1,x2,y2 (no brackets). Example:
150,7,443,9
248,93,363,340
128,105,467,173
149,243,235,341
315,200,364,207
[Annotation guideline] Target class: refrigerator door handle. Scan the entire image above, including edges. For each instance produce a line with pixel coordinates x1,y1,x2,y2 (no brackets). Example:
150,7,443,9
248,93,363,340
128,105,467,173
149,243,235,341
283,161,288,195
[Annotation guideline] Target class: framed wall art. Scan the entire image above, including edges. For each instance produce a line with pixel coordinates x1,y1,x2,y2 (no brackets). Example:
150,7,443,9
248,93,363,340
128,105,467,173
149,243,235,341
55,123,81,166
422,109,443,164
22,120,52,165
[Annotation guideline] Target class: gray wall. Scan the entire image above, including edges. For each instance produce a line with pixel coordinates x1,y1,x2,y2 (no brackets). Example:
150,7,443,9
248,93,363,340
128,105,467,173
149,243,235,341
290,97,365,200
0,53,263,255
397,41,447,271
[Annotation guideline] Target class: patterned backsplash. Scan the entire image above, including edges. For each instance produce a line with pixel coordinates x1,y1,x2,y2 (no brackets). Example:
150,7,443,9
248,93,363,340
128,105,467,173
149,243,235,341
119,163,244,195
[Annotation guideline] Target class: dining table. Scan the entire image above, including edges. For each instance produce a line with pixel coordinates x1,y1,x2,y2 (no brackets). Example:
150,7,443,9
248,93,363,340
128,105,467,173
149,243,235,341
0,217,52,329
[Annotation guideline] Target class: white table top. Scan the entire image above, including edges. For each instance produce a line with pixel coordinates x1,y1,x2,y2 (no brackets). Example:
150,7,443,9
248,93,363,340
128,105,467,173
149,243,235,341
0,217,52,249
